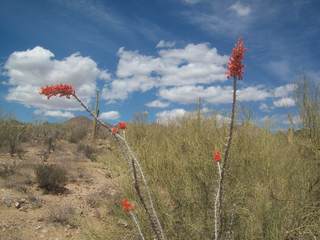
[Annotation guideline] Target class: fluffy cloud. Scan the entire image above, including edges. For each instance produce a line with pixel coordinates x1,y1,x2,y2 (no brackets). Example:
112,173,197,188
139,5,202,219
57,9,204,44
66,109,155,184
4,46,110,111
145,100,170,108
259,103,271,112
274,84,297,97
102,43,291,108
159,85,271,104
34,109,75,118
285,115,301,125
156,108,187,123
229,2,251,16
181,0,202,4
99,111,120,120
156,108,230,125
273,97,296,108
102,43,228,101
156,40,176,48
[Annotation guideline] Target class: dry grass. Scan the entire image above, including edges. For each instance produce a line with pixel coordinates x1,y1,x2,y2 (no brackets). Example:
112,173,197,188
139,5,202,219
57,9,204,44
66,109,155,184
47,204,77,227
95,115,320,240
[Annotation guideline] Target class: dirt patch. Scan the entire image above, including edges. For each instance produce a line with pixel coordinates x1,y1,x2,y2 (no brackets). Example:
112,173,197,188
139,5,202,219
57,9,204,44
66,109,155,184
0,139,119,240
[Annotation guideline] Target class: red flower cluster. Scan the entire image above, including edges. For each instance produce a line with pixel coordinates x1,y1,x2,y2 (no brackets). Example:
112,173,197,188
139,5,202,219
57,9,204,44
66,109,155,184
121,199,135,213
111,127,119,135
118,121,127,130
111,122,127,135
40,84,75,99
213,151,222,162
226,38,246,80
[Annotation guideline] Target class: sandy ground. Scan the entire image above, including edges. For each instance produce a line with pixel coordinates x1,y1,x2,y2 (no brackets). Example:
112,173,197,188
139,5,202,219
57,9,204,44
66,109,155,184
0,139,121,240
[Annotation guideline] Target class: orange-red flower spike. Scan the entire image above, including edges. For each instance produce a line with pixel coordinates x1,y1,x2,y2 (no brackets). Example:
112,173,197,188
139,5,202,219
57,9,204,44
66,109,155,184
121,199,135,213
40,84,75,99
226,38,246,80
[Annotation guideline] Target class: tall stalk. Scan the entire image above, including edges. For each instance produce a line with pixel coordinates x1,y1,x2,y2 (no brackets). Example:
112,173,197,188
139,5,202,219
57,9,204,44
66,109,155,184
73,94,166,240
213,38,245,240
214,77,238,240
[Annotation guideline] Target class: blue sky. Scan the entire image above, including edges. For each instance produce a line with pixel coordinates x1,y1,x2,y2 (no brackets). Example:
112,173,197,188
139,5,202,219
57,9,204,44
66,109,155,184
0,0,319,128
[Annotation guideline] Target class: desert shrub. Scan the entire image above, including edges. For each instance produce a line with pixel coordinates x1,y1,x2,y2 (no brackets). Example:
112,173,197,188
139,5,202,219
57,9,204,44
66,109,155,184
34,164,68,193
0,163,17,178
27,194,43,209
295,74,320,147
48,204,77,226
0,119,25,156
26,121,66,143
69,126,88,143
78,143,96,161
44,132,57,153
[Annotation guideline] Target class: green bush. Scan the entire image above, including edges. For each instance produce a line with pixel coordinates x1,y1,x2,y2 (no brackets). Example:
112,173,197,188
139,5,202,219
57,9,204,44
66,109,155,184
34,164,68,193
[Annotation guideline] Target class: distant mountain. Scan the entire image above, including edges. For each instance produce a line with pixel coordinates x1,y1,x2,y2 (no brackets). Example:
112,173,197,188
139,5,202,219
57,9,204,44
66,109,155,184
64,116,92,128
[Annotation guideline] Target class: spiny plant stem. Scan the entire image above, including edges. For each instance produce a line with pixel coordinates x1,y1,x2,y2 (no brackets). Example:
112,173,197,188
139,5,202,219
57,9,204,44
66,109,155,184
130,157,161,240
72,93,166,240
122,138,166,240
214,77,238,240
214,162,222,240
130,212,146,240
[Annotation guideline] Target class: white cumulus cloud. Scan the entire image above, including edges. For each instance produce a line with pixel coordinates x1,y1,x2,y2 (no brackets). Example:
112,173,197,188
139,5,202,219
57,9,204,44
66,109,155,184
273,97,296,108
99,111,120,120
158,85,271,104
34,109,75,118
229,2,251,16
274,84,297,98
156,108,188,124
156,40,176,48
4,46,110,111
145,100,170,108
102,43,228,101
259,103,271,112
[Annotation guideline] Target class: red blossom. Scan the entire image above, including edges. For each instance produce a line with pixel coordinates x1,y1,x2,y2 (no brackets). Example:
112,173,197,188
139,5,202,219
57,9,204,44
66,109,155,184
118,121,127,130
226,38,246,80
121,199,134,213
40,84,75,99
111,127,119,135
213,151,222,162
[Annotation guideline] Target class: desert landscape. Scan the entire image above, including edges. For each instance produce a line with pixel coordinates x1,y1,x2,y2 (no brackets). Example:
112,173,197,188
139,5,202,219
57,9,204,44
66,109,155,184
1,1,320,239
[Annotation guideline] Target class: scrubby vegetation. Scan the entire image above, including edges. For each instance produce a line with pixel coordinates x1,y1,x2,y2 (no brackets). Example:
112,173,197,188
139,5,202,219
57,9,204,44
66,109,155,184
47,204,77,226
0,118,26,157
94,116,317,239
34,164,68,193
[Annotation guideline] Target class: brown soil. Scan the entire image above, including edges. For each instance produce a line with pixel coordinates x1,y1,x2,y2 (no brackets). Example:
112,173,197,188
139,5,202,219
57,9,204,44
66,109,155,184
0,139,120,240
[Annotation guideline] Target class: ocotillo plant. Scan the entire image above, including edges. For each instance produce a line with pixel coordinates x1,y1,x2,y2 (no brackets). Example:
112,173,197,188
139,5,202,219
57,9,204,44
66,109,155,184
39,84,166,240
213,38,246,240
121,198,145,240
